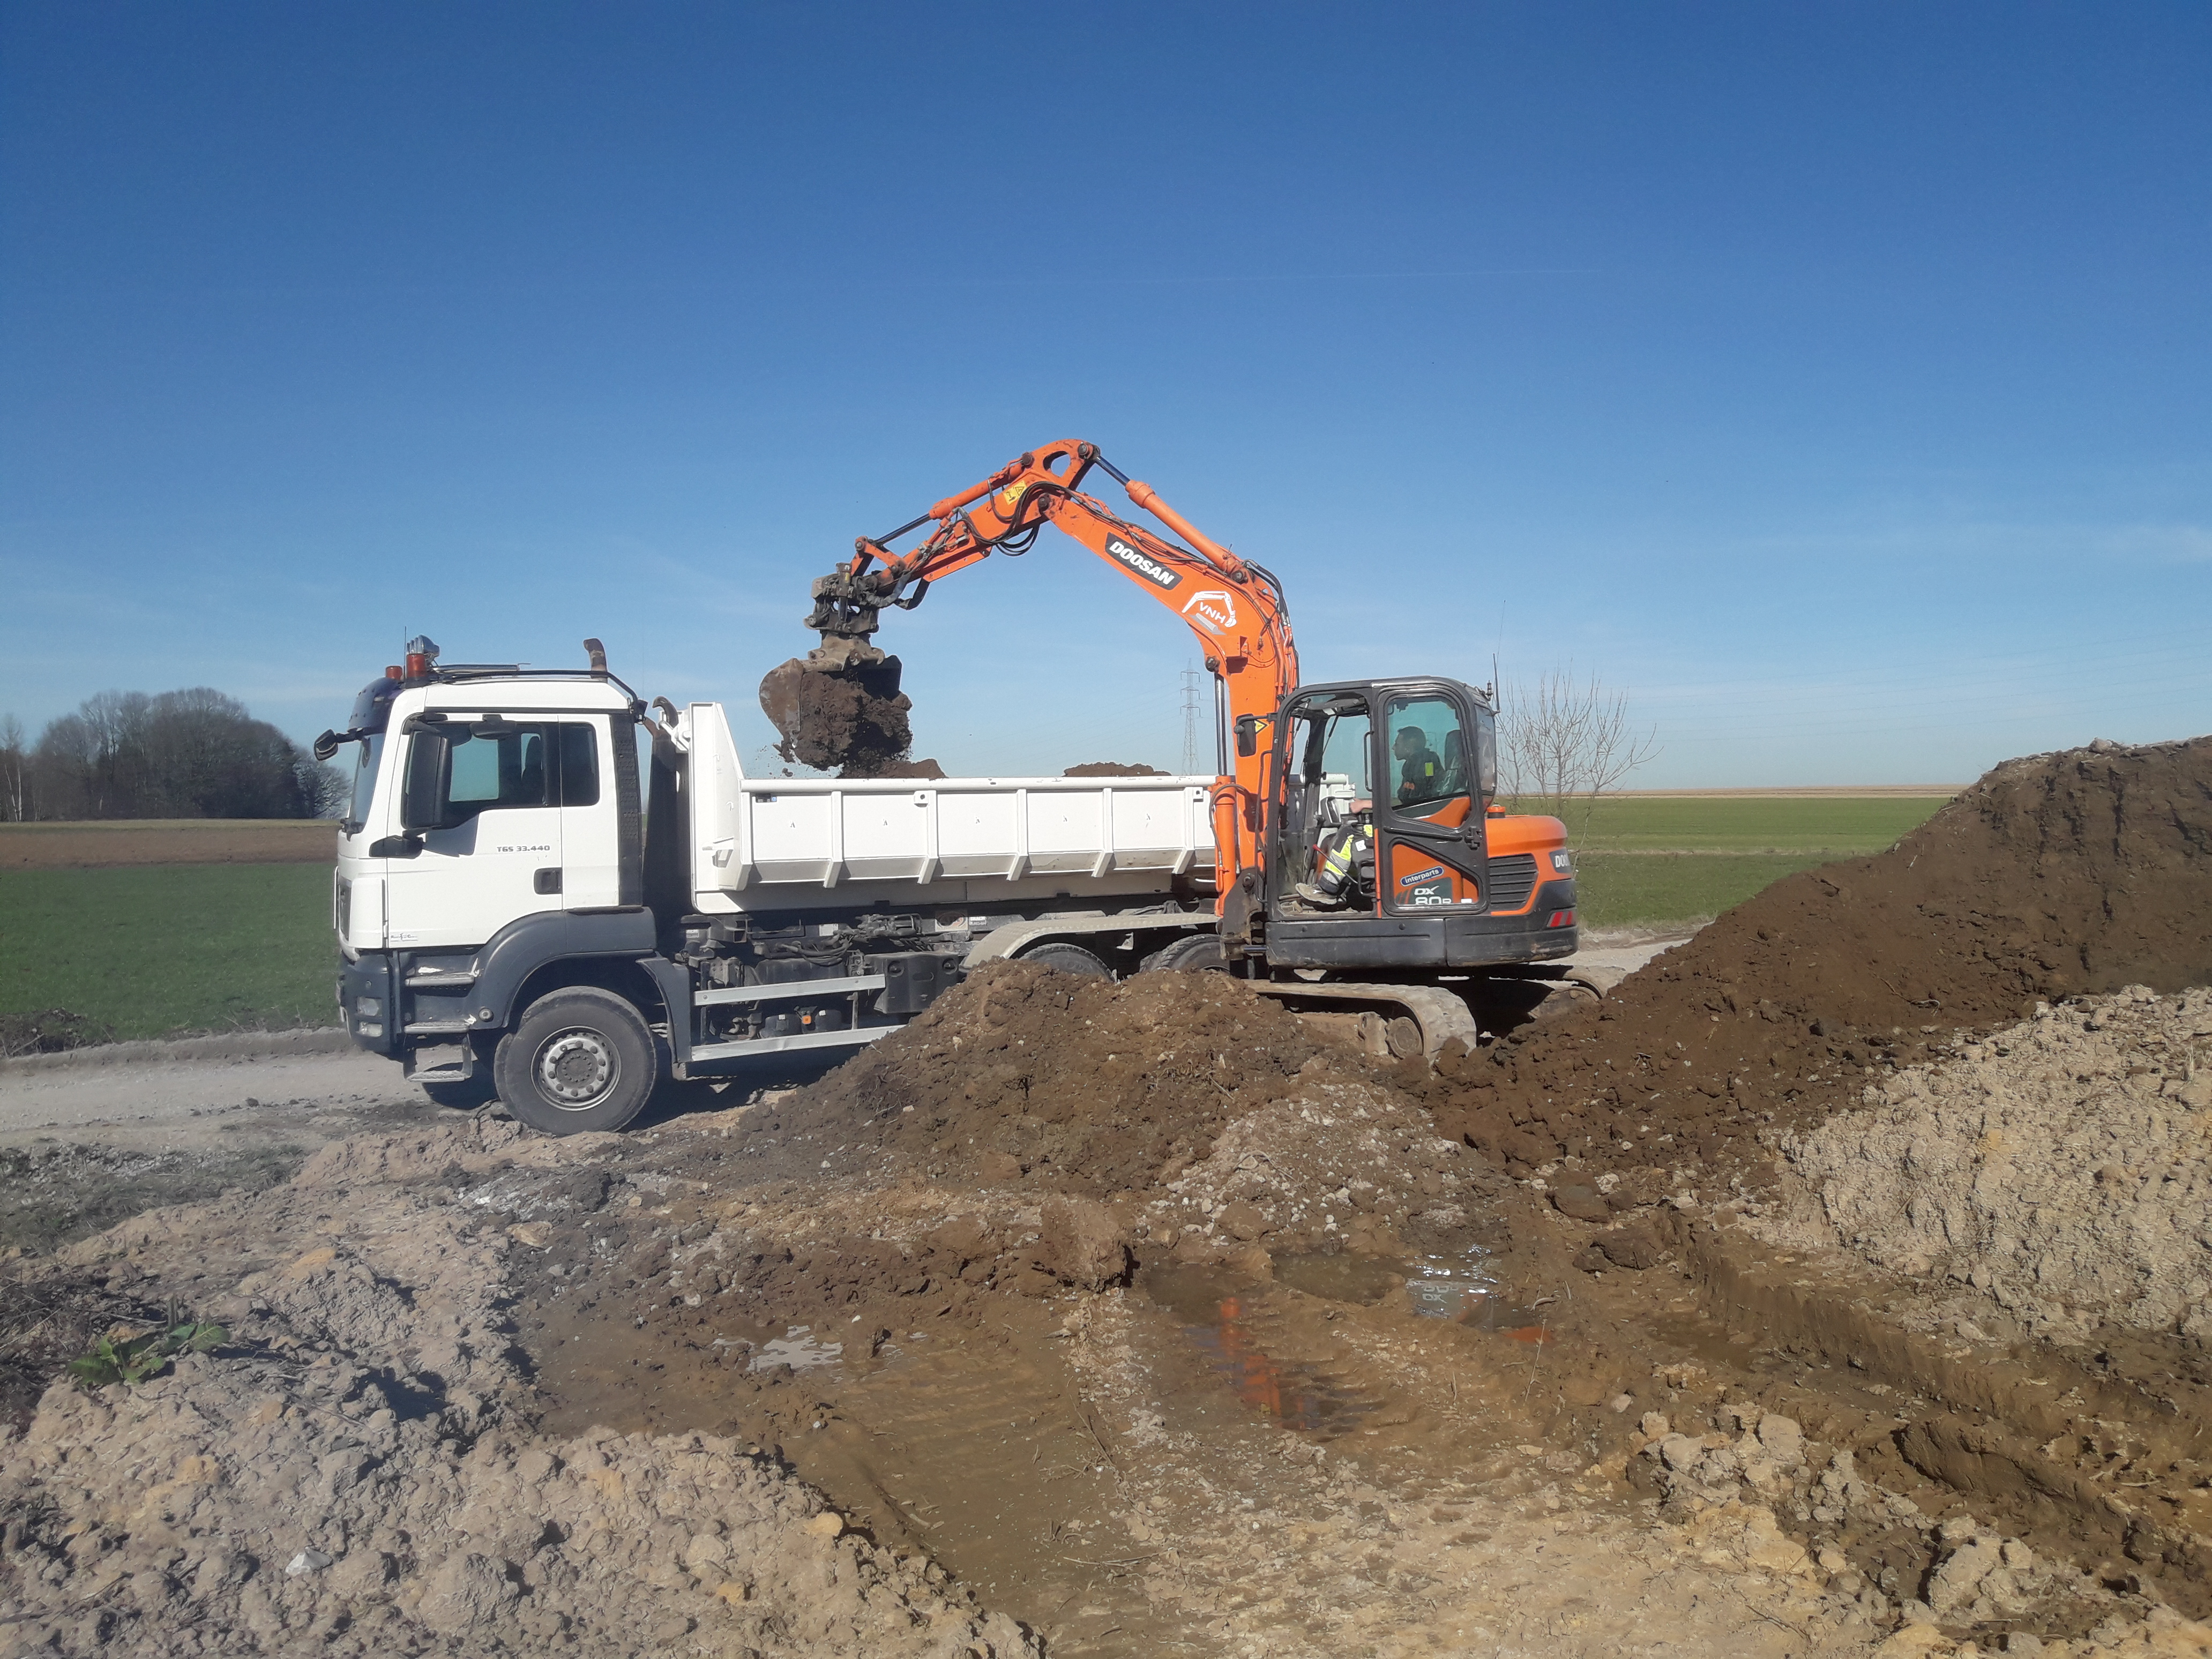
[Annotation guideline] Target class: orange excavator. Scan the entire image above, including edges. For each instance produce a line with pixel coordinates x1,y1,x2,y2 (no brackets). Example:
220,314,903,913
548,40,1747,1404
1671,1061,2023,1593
791,438,1583,1043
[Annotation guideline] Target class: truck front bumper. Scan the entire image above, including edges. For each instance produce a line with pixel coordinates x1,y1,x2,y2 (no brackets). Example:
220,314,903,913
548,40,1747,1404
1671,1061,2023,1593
337,953,399,1057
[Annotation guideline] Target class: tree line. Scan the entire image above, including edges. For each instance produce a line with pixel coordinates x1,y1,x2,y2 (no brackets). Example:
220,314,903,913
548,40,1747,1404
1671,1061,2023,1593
0,689,348,822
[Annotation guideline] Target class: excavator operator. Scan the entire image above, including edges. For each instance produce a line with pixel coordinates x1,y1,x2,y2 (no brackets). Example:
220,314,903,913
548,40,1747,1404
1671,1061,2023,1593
1394,726,1445,807
1294,803,1373,910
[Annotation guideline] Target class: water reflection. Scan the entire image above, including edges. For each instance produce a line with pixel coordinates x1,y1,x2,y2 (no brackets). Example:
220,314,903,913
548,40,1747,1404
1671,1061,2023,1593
1142,1266,1369,1436
1270,1247,1499,1320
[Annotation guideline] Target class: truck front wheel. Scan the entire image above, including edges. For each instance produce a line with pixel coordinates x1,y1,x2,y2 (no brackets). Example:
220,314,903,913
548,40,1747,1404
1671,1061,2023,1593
494,988,658,1135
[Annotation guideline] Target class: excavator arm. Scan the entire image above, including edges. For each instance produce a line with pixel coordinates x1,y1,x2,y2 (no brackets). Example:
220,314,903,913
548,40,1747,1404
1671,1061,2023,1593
798,438,1298,888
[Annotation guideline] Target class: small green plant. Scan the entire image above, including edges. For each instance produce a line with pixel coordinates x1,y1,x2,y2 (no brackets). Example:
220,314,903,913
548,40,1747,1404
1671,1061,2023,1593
68,1301,226,1390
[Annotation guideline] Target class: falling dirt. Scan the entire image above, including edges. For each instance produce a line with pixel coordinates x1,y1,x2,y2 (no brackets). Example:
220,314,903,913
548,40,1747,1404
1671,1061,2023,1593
758,641,916,777
9,735,2212,1656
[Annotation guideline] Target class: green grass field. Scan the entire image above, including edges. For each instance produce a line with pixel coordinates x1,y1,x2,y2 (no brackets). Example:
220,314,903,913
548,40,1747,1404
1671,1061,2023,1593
1512,795,1950,854
1572,851,1832,929
0,864,337,1042
1556,796,1952,928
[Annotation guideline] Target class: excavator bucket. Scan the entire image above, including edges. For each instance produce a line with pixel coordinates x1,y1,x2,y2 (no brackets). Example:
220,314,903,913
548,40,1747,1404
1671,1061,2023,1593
758,637,916,776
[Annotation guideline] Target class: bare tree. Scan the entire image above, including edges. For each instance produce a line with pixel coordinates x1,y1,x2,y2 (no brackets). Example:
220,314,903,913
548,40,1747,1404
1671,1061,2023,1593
0,714,24,822
1499,666,1660,829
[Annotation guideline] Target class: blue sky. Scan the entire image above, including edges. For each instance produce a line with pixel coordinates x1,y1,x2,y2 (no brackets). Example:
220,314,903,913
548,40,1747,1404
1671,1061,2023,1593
3,2,2206,785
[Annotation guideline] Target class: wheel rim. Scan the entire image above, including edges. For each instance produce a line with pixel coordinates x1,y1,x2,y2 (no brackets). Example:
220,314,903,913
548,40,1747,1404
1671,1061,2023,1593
534,1026,620,1112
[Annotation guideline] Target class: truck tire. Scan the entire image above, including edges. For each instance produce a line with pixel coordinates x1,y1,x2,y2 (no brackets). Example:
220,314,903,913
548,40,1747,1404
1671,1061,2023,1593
494,988,659,1135
1016,941,1112,979
1146,933,1228,973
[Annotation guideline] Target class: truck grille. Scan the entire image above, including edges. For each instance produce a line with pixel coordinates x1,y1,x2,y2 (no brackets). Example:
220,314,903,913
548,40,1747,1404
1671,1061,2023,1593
1485,853,1539,913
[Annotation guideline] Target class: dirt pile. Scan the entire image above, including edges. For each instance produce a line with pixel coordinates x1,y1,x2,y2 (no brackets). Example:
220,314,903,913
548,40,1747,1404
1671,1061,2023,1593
1062,761,1167,778
745,961,1364,1194
0,1118,1036,1658
1756,985,2212,1337
758,642,917,777
1141,1080,1511,1261
1433,737,2212,1181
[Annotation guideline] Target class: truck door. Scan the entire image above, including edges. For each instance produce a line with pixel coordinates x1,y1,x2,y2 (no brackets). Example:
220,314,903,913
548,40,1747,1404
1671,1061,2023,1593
1374,688,1489,914
383,718,568,950
550,717,622,911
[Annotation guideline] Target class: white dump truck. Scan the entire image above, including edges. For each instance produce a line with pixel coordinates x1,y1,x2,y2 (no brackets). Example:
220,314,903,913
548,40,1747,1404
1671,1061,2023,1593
325,640,1237,1133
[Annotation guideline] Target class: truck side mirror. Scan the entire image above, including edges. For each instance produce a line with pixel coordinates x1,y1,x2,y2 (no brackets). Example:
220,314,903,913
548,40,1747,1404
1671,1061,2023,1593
401,731,451,832
1234,716,1259,758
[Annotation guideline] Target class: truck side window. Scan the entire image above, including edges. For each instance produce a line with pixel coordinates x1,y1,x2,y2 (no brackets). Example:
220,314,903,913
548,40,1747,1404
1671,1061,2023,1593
445,729,547,815
557,723,599,808
408,719,600,828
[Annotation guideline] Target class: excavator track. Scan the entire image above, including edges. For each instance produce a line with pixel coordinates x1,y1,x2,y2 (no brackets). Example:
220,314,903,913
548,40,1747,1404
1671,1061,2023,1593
1250,981,1480,1061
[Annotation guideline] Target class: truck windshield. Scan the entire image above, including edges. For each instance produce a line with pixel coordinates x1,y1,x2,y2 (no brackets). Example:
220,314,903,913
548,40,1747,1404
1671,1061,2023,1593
345,735,383,833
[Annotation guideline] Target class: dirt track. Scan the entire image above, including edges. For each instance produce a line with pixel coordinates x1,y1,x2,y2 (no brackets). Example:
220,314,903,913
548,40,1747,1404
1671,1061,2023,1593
5,738,2211,1656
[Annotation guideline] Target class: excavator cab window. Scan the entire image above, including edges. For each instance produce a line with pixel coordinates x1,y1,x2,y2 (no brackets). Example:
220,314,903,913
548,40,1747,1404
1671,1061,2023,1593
1384,693,1469,822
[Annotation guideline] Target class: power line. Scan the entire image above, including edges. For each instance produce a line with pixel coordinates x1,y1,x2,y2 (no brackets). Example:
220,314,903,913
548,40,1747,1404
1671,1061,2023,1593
1180,664,1201,775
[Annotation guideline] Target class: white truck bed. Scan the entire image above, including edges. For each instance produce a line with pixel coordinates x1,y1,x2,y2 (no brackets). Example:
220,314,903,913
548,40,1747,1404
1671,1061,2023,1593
674,702,1216,914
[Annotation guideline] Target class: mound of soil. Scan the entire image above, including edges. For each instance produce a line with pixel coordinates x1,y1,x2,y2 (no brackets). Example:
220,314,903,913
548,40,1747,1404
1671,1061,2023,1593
1433,737,2212,1179
748,961,1351,1194
1063,761,1168,778
758,645,914,776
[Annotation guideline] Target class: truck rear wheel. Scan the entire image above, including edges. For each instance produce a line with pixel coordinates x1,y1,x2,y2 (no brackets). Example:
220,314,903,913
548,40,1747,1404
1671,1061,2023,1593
1016,941,1112,979
494,988,658,1135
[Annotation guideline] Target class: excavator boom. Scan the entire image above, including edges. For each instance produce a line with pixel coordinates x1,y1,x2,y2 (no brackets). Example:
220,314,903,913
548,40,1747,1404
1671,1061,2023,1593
799,439,1297,886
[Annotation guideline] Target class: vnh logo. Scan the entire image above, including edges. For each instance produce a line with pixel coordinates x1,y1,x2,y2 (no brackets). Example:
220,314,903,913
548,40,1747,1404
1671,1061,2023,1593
1181,588,1238,633
1105,536,1181,589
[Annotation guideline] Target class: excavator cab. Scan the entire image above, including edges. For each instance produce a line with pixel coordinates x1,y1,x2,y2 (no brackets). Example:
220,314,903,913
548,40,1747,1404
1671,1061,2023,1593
1259,677,1565,969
